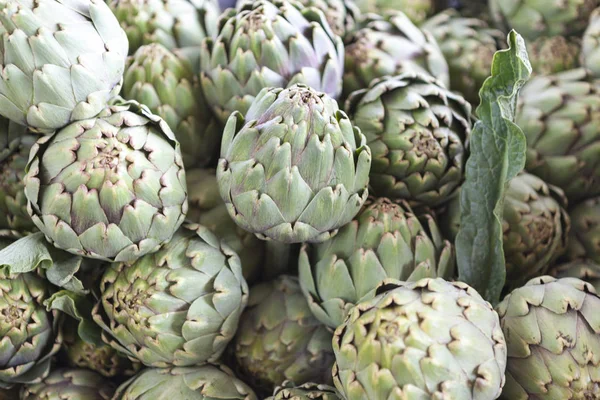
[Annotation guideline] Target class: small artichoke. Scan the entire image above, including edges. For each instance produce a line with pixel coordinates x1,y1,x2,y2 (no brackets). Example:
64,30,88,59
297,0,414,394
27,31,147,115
353,0,435,25
266,381,342,400
333,278,507,400
517,68,600,202
200,0,344,123
295,0,360,38
234,276,335,393
20,368,115,400
582,8,600,78
218,84,371,243
497,276,600,399
566,196,600,264
527,36,581,76
123,44,221,168
0,117,27,164
299,197,455,329
343,12,449,99
23,99,188,262
550,260,600,293
345,73,471,207
0,0,128,133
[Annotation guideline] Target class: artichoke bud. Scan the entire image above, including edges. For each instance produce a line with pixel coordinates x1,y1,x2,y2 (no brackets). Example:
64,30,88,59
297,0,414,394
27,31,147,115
550,260,600,293
353,0,435,24
266,381,342,400
20,368,116,400
582,7,600,79
566,196,600,264
527,36,581,75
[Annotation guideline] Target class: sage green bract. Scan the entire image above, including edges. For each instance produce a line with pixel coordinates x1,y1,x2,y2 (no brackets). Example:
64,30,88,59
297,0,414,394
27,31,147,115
295,0,360,38
0,117,26,164
0,0,128,133
200,0,345,123
527,36,581,75
23,99,188,262
582,8,600,78
333,278,507,400
218,84,371,243
566,196,600,264
345,73,471,207
20,369,115,400
234,276,334,393
353,0,434,24
550,260,600,293
92,223,248,368
266,381,342,400
299,197,455,329
497,276,600,399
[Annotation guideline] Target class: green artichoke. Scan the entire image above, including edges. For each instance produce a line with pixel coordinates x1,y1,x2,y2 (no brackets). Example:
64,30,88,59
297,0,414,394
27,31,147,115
527,36,581,76
123,44,221,168
550,260,600,293
200,0,345,123
0,0,128,133
353,0,435,24
497,276,600,399
342,11,449,100
422,10,504,105
266,381,342,400
295,0,360,38
23,99,188,262
92,222,248,367
582,8,600,78
517,68,600,202
109,0,220,55
345,73,471,207
234,276,334,393
113,365,257,399
0,117,26,164
20,369,115,400
218,84,371,243
299,197,454,329
0,270,63,388
187,168,264,284
333,278,507,400
566,196,600,264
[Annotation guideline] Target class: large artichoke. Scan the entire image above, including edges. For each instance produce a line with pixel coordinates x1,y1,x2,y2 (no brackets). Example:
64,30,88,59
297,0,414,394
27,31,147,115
343,12,449,99
527,36,581,76
123,44,221,168
200,0,344,124
566,196,600,264
517,68,600,202
92,223,248,367
0,0,128,133
299,197,454,329
218,84,371,243
295,0,360,38
23,99,188,262
234,276,335,393
0,117,26,164
333,278,507,400
582,8,600,78
20,368,115,400
266,381,342,400
352,0,435,24
550,260,600,293
497,276,600,399
345,73,471,207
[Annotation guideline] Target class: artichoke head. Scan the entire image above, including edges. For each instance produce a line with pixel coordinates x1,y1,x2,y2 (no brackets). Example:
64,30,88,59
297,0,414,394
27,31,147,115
582,7,600,79
266,381,342,400
20,369,116,400
527,36,581,76
294,0,360,38
353,0,435,24
550,260,600,293
567,196,600,264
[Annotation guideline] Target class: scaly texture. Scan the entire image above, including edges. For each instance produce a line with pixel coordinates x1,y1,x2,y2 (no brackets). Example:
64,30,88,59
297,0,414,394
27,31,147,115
527,36,581,76
299,197,455,329
295,0,360,38
497,276,600,399
266,381,342,400
218,84,371,243
353,0,434,24
550,260,600,293
234,276,335,393
200,0,344,123
582,8,600,78
92,223,248,368
333,278,507,400
20,369,115,400
566,196,600,264
345,73,471,207
0,0,128,133
0,116,26,164
23,99,188,262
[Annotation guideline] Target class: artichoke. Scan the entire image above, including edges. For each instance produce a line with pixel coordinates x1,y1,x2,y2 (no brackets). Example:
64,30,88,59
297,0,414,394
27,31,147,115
343,12,449,100
566,196,600,264
517,68,600,202
123,44,221,168
352,0,435,24
200,0,344,124
234,276,335,393
92,222,248,367
113,365,257,399
23,99,188,262
497,276,600,399
345,73,471,207
422,10,504,105
550,260,600,293
527,36,581,76
20,368,115,400
0,0,128,133
0,117,26,164
218,84,371,243
333,278,507,400
582,8,600,78
295,0,360,38
266,381,342,400
299,197,455,329
0,270,63,388
109,0,220,55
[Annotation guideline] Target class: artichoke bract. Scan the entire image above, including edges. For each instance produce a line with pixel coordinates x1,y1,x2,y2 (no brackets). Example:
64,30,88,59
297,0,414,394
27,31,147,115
345,73,471,207
299,197,454,329
582,8,600,78
497,276,600,399
550,260,600,293
333,278,507,400
23,99,188,262
567,196,600,264
295,0,360,38
200,0,344,124
266,381,342,400
113,365,257,399
342,11,449,100
218,85,371,243
234,275,335,393
527,36,581,76
0,0,128,133
92,223,248,368
353,0,435,24
20,368,116,400
0,117,26,164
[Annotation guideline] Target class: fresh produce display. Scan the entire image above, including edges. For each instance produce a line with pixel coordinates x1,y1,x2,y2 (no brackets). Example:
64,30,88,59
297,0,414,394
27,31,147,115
1,0,599,399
